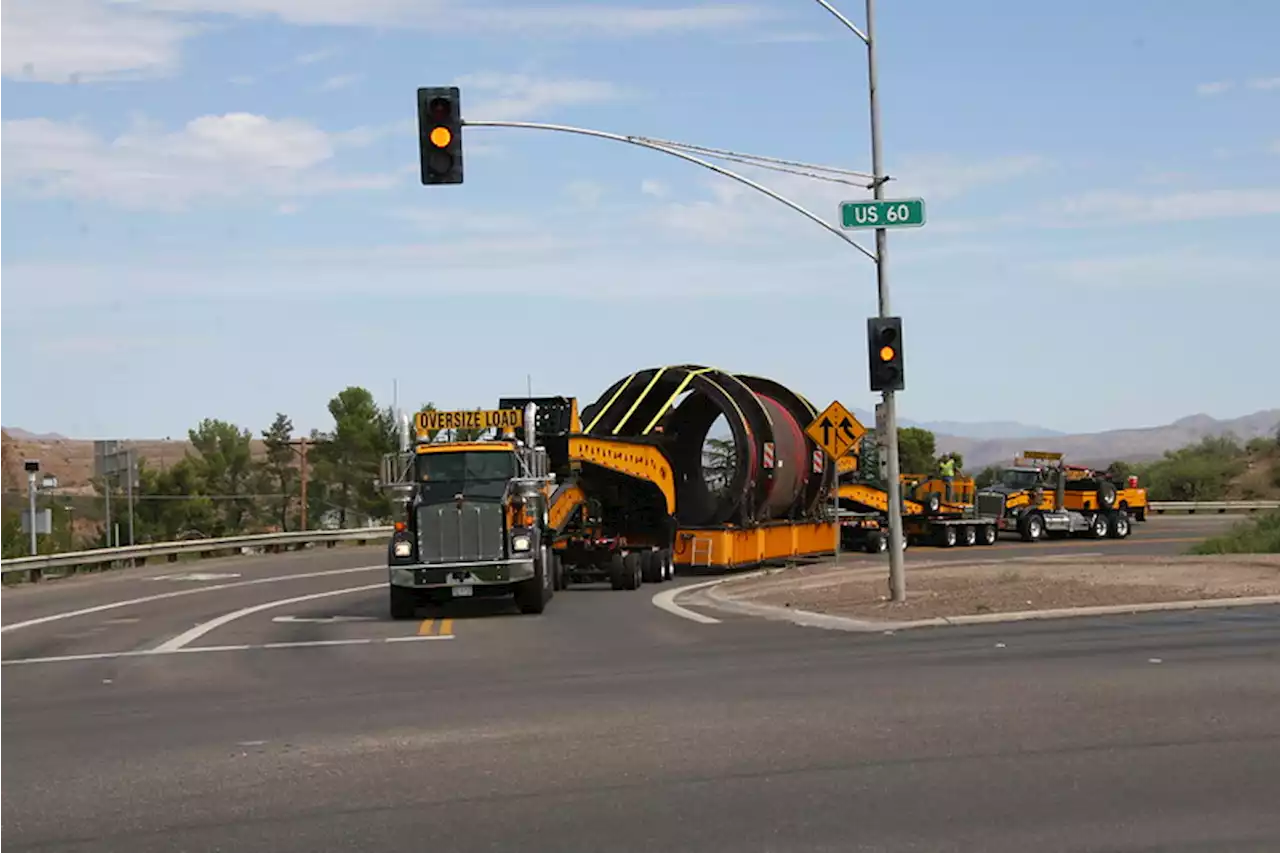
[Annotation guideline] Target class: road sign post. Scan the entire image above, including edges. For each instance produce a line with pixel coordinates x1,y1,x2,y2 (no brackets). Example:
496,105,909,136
839,198,925,230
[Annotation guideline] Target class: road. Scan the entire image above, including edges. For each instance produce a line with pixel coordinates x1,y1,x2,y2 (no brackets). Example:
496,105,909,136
3,515,1278,852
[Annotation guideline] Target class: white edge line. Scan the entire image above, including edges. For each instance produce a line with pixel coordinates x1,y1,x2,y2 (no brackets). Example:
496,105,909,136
151,583,385,652
651,573,772,624
3,634,452,666
2,564,386,633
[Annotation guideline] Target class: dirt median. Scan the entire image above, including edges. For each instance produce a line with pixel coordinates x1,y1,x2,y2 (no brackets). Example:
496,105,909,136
715,555,1280,622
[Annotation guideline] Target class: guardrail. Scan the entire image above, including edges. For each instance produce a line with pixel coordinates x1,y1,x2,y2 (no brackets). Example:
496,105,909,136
1148,500,1280,515
2,500,1277,584
1,526,393,584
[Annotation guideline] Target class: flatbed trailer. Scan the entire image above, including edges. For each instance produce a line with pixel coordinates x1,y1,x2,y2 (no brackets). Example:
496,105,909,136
836,482,1002,550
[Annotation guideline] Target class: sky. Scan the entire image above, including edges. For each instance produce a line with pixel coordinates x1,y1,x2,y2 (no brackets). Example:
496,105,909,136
2,0,1278,441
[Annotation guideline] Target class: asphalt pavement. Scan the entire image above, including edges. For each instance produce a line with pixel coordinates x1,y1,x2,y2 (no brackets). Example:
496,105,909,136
3,514,1277,852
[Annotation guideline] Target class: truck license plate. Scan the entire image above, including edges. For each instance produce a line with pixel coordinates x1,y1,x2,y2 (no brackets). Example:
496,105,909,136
451,586,473,598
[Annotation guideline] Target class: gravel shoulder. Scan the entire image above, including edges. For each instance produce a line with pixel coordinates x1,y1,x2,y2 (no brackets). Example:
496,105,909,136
714,555,1280,622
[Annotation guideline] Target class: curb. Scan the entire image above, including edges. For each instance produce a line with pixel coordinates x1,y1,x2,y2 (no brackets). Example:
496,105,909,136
696,580,1280,633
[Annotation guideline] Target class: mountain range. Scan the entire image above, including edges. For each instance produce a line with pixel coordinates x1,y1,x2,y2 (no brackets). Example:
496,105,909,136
4,409,1279,487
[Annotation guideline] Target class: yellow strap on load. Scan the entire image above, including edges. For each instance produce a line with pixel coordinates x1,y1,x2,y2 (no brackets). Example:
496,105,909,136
640,367,715,435
583,372,638,435
613,368,669,435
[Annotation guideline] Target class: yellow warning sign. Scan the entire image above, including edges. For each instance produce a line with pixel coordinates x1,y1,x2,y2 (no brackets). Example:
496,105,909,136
804,400,866,460
415,408,524,435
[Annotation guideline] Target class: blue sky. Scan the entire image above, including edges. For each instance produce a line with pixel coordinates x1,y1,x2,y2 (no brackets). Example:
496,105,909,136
3,0,1278,441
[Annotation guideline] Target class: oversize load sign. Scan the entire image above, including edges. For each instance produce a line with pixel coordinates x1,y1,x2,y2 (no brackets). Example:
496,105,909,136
415,408,524,433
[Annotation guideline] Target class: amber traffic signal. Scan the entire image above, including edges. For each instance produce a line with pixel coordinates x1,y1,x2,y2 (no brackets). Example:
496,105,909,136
867,316,905,392
418,86,463,185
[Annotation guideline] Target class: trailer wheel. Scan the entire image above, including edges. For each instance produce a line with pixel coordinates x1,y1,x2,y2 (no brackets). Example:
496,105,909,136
925,492,943,514
979,525,998,546
1089,513,1109,539
608,554,627,590
937,526,958,548
389,586,417,620
865,530,886,554
640,550,663,584
662,549,676,581
960,525,977,547
622,552,643,590
1109,512,1132,539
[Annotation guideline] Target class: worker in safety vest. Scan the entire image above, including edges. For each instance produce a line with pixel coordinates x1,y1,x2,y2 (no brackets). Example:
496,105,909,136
938,456,956,502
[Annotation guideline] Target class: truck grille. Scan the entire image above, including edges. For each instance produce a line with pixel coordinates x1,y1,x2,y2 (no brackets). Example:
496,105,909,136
975,492,1006,519
417,502,505,564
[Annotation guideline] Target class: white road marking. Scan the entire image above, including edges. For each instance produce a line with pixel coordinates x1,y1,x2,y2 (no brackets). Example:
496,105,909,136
2,634,449,667
152,584,384,652
1,564,384,634
271,615,378,624
149,572,243,582
651,579,730,624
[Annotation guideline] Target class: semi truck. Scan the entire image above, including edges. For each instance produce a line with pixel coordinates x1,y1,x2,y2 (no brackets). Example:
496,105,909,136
383,402,560,619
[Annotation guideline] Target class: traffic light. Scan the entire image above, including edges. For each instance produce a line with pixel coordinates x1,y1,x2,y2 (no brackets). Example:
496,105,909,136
417,86,463,185
867,316,905,392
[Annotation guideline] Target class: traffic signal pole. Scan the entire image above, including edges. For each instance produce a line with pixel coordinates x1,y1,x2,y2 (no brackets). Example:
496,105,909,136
863,0,906,601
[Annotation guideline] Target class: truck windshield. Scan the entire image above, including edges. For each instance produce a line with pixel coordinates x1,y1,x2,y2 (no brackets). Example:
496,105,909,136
416,451,516,502
1000,469,1042,490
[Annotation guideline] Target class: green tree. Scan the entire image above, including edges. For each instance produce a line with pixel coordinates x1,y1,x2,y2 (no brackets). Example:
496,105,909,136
259,413,296,531
897,427,937,475
974,464,1003,488
702,436,737,496
1135,434,1246,501
187,419,257,534
311,387,397,527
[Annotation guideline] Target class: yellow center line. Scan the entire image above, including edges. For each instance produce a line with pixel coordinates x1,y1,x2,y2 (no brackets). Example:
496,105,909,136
438,618,454,637
417,618,435,636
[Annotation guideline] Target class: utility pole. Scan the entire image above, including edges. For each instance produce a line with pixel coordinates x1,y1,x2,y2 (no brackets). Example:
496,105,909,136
26,462,39,556
125,448,136,547
864,0,905,601
287,437,311,531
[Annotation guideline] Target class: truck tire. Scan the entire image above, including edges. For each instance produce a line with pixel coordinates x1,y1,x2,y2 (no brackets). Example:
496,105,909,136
622,552,643,590
515,551,552,614
551,553,566,591
925,492,942,514
608,553,627,590
1109,512,1132,539
979,524,998,546
960,525,977,546
389,586,417,620
937,525,958,548
1089,513,1109,539
640,550,663,584
1019,512,1046,542
1096,480,1118,510
864,530,886,554
661,548,676,581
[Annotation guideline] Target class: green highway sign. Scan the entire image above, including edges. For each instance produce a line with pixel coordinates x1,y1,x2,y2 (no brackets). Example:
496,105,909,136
839,198,926,230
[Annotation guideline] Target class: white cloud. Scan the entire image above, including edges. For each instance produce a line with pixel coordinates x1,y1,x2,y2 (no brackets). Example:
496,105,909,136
294,47,342,65
641,179,670,198
1043,188,1280,226
565,180,606,208
135,0,767,33
457,72,626,120
318,72,364,91
2,114,397,211
1,0,197,83
1246,77,1280,91
1195,81,1233,96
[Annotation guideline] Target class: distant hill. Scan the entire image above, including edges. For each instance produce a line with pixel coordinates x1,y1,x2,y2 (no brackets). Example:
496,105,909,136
1,427,69,441
936,409,1280,470
848,411,1063,439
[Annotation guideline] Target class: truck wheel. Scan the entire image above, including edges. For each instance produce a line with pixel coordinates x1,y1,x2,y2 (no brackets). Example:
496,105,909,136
640,550,662,584
937,526,958,548
661,549,675,581
515,553,551,614
864,530,886,554
960,525,977,546
1096,480,1118,510
551,553,566,591
979,525,998,546
1109,512,1131,539
1020,513,1045,542
622,552,643,590
608,553,627,590
1089,513,1109,539
389,586,417,620
925,492,942,514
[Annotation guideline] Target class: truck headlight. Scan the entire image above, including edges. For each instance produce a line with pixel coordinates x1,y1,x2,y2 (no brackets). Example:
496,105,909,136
393,539,412,558
511,534,531,552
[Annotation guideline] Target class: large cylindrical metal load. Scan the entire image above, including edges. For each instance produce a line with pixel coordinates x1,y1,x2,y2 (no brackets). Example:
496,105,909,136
579,365,833,527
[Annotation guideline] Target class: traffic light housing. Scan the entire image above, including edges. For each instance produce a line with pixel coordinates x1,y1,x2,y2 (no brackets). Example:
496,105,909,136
867,316,905,393
418,86,463,185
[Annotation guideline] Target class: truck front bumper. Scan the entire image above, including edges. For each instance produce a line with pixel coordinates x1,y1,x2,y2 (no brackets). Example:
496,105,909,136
389,558,535,590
